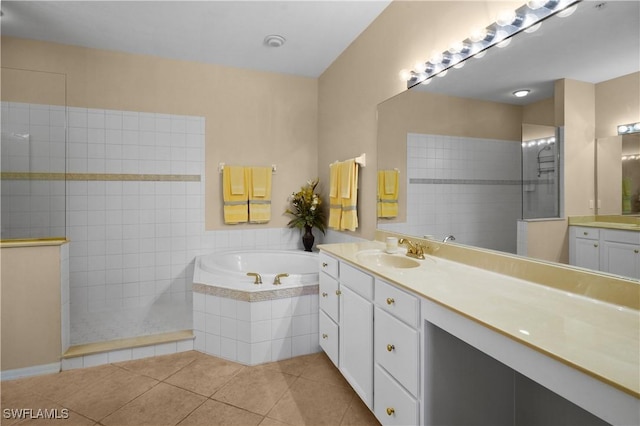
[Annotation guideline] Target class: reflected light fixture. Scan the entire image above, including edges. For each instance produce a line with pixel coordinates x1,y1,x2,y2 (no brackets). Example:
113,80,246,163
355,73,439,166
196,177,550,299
263,34,286,48
404,0,581,87
617,122,640,135
513,89,531,97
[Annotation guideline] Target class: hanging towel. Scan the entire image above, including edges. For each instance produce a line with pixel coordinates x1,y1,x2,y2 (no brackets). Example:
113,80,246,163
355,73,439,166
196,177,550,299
248,166,272,223
340,159,358,231
377,169,398,218
328,162,342,230
223,166,248,224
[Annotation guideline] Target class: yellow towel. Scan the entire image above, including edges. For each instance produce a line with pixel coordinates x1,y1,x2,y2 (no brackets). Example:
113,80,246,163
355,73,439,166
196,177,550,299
328,162,342,229
248,166,272,223
340,159,358,231
223,166,248,224
377,170,398,218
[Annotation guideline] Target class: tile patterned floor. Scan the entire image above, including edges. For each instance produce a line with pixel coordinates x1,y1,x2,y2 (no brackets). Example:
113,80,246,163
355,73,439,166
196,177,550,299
1,351,381,426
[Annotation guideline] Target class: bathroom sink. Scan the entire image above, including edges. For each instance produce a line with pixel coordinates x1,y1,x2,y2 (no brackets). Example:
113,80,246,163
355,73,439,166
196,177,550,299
356,250,421,269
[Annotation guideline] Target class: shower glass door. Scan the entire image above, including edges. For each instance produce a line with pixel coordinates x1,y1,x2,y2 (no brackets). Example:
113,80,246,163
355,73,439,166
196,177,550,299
1,68,67,239
521,124,561,219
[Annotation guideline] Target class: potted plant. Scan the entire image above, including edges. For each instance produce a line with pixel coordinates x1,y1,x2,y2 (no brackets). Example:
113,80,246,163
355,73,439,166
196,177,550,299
285,178,326,251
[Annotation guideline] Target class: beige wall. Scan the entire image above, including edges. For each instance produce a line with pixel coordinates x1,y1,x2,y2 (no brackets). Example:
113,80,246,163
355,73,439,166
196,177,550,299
377,89,522,223
1,245,62,371
1,36,318,230
523,97,555,126
318,1,521,239
595,72,640,139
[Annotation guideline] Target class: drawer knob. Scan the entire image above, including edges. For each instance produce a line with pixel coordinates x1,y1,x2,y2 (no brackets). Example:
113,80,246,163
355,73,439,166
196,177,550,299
322,334,328,339
635,249,639,254
322,292,328,297
594,244,598,248
387,344,395,352
386,297,395,305
386,408,395,416
336,290,342,296
583,232,588,236
322,262,328,267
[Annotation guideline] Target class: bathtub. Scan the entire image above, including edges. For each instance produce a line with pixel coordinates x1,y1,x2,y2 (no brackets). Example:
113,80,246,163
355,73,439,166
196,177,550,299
194,249,319,290
192,249,321,365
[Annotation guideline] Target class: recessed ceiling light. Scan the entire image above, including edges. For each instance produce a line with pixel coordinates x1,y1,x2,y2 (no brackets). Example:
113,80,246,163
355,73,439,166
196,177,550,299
513,89,530,98
264,35,286,48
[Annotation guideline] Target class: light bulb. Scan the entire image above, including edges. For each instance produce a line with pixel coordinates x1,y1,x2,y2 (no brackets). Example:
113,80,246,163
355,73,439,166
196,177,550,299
618,125,629,134
399,69,412,81
622,156,629,161
437,69,448,78
634,123,640,131
497,38,511,48
526,0,545,10
448,41,463,54
474,50,487,59
496,9,516,26
414,61,427,73
513,89,530,98
429,51,443,65
524,22,542,33
469,27,487,43
528,141,536,147
420,78,432,85
453,61,465,69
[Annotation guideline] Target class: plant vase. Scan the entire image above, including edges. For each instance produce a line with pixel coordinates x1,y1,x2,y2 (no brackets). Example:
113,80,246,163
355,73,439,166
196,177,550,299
302,226,314,252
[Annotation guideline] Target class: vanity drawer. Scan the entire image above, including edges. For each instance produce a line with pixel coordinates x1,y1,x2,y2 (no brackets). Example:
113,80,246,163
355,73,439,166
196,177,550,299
375,279,419,327
374,364,418,426
340,262,374,300
319,273,339,323
602,229,640,244
573,226,599,240
375,307,419,396
319,252,339,279
319,310,339,367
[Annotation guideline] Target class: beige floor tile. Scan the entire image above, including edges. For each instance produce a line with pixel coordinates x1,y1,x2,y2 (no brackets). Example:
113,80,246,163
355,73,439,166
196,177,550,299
0,386,61,426
212,368,297,416
165,356,245,397
62,368,158,422
259,417,291,426
299,353,351,389
11,409,96,426
13,365,121,405
258,353,320,377
101,383,206,426
177,399,263,426
267,377,355,426
340,395,381,426
115,351,200,381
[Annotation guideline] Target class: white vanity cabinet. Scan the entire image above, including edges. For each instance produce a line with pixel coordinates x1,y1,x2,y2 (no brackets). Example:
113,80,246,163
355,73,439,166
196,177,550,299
339,262,374,408
570,226,640,279
319,252,340,367
373,279,420,425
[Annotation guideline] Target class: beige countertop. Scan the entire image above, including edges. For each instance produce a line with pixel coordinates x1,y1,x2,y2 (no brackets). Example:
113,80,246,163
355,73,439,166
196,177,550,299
569,215,640,232
318,240,640,399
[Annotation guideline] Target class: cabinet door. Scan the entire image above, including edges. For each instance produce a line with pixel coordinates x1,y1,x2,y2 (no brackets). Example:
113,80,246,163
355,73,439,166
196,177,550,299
574,237,600,270
340,285,373,408
601,241,640,279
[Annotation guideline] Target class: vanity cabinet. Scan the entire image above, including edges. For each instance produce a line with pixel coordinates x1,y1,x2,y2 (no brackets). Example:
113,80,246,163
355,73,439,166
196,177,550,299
570,226,640,279
373,279,420,425
319,253,340,367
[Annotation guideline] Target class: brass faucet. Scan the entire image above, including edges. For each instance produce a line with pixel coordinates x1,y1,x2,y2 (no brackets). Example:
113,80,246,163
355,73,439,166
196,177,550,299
398,238,427,260
273,273,289,285
246,272,262,284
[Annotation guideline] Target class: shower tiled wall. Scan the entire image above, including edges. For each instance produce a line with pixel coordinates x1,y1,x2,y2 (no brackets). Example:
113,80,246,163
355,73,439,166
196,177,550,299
379,133,521,253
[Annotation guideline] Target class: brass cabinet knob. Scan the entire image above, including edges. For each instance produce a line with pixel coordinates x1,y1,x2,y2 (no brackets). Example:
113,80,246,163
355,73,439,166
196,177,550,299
387,344,395,352
336,290,342,296
386,408,395,416
583,231,589,236
386,297,395,305
635,249,639,254
322,334,328,339
322,262,328,267
322,292,328,297
594,244,598,248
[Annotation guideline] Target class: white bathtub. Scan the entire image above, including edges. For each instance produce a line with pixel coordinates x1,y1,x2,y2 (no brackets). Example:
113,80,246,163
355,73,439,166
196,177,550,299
192,249,321,365
193,249,319,290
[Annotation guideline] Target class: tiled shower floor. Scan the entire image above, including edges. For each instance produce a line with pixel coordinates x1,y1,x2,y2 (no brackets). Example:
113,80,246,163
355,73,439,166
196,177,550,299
71,302,192,345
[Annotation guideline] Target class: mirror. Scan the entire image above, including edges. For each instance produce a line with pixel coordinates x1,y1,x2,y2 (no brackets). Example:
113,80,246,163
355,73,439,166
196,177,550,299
377,1,640,259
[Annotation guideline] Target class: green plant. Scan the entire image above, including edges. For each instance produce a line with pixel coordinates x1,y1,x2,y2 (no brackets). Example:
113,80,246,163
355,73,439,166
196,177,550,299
285,178,326,234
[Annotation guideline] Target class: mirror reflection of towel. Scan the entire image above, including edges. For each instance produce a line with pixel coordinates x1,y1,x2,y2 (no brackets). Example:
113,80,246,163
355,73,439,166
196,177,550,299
377,170,398,218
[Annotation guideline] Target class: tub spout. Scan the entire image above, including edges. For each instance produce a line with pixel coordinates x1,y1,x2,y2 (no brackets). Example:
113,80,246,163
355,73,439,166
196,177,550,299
273,273,289,285
247,272,262,284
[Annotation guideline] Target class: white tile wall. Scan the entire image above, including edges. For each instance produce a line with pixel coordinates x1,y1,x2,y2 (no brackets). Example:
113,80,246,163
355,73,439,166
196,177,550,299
193,292,320,365
380,133,521,253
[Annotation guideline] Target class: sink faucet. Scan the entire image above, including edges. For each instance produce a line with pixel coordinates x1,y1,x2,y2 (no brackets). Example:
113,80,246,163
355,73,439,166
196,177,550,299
443,235,456,243
398,238,426,260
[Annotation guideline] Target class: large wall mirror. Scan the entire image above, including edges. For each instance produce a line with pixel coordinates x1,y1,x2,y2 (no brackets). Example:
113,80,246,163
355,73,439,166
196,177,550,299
377,1,639,261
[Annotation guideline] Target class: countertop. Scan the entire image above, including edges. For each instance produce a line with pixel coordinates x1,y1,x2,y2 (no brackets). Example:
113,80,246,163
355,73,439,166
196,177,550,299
318,240,640,399
569,215,640,232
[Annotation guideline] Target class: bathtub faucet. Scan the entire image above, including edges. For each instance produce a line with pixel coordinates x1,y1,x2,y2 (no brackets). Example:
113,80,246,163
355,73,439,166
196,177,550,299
273,273,289,285
246,272,262,285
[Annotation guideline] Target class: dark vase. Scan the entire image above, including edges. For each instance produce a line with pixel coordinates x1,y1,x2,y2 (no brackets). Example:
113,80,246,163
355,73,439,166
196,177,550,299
302,225,314,252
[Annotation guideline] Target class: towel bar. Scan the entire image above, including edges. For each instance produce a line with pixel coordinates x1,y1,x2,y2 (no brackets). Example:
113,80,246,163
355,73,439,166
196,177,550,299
218,163,277,173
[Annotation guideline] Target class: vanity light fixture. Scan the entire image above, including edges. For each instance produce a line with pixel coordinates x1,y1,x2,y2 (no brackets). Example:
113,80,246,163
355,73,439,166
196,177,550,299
513,89,531,97
617,122,640,135
404,0,582,88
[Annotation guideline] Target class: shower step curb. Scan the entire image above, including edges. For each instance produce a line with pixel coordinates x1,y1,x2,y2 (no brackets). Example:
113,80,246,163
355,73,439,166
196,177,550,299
61,330,194,370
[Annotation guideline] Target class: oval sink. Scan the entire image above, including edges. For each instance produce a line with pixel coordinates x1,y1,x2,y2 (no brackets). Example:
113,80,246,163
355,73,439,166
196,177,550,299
356,251,421,269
